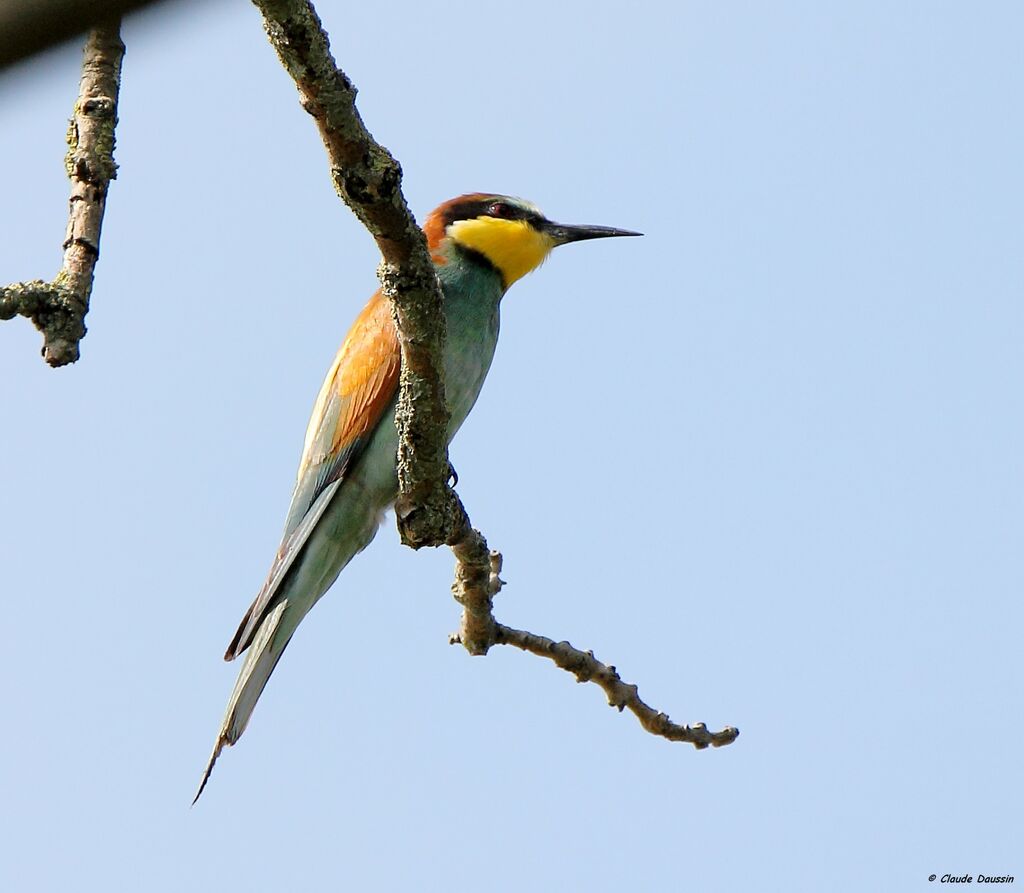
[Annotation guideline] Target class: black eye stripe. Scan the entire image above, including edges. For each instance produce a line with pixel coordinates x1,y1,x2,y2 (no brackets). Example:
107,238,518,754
441,200,490,227
442,198,536,227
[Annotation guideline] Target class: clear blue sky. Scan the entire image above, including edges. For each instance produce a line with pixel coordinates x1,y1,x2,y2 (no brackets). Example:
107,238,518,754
2,2,1021,890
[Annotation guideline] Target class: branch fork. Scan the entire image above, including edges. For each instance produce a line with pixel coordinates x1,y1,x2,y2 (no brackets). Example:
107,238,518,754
0,21,124,367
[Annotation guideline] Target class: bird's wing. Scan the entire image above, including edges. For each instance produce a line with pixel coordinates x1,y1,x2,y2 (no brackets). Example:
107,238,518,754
224,291,400,660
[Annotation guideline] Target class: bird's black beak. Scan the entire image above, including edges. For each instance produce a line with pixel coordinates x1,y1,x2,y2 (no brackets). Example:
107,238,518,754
542,221,643,245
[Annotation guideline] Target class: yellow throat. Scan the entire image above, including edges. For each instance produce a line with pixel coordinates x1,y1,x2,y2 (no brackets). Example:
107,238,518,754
447,216,556,288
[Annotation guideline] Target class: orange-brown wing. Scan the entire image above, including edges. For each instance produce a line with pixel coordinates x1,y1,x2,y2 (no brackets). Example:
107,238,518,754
225,291,400,659
291,290,401,526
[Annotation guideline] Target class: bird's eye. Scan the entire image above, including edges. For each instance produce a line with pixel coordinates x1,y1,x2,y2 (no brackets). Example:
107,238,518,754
488,202,513,218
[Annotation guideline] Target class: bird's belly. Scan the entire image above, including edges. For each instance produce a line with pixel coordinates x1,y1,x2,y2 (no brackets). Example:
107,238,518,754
313,304,499,553
444,310,500,438
287,306,499,606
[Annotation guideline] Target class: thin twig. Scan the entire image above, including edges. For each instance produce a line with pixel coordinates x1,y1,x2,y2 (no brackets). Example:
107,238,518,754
480,625,740,748
0,20,124,366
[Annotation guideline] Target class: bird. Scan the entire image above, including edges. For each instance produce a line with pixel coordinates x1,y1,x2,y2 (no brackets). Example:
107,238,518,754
194,193,640,801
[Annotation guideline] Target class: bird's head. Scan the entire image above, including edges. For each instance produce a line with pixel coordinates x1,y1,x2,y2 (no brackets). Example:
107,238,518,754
423,193,641,290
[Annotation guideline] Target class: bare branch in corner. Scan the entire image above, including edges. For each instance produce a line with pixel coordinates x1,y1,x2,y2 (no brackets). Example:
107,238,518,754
0,20,124,366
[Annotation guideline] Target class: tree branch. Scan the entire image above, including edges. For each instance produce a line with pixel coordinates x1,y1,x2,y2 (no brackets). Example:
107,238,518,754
446,541,737,747
251,0,459,551
448,517,502,655
0,20,124,367
488,626,740,749
251,0,737,749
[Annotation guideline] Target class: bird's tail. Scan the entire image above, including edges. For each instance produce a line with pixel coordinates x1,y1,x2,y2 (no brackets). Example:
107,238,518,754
193,600,291,804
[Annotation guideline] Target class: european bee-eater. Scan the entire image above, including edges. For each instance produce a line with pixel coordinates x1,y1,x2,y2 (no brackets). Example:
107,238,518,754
195,194,639,801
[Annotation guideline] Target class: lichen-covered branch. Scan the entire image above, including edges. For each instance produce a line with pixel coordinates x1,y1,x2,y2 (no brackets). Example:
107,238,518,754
251,0,506,666
251,0,458,549
0,21,123,367
252,0,737,751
